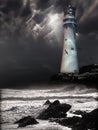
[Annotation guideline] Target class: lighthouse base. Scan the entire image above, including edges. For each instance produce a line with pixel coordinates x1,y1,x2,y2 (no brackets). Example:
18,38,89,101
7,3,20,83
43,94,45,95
50,64,98,85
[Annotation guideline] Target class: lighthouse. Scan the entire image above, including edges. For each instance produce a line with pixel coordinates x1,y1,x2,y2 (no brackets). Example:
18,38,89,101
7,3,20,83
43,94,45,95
60,5,79,74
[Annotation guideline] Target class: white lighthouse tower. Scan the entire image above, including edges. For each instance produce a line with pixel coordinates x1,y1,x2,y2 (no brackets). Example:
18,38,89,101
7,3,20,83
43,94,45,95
60,5,79,74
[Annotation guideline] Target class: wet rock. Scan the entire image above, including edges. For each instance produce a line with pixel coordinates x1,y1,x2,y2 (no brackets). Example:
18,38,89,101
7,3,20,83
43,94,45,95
73,108,98,130
59,116,81,126
38,100,71,119
15,116,38,127
82,108,98,129
50,108,98,130
72,110,86,116
51,100,60,105
49,118,61,122
50,116,81,127
44,100,51,105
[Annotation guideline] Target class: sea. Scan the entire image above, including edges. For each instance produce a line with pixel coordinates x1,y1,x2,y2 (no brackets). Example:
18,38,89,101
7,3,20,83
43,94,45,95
0,84,98,130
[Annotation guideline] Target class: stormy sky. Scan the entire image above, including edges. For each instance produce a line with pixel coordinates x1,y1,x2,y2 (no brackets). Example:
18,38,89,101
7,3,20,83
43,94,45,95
0,0,98,87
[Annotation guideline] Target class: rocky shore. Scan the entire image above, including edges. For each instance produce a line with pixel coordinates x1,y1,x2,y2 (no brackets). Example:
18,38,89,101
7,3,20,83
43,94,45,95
14,100,98,130
50,64,98,86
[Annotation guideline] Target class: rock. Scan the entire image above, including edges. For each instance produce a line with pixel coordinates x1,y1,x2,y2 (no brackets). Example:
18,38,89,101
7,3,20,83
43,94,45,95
37,100,71,120
82,108,98,129
72,110,86,116
59,116,81,126
73,108,98,130
44,100,51,105
50,108,98,130
15,116,38,127
49,118,60,123
51,100,60,105
50,116,81,127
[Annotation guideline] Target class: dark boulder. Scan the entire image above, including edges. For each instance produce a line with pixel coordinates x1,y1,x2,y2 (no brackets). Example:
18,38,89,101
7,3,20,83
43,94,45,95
73,108,98,130
72,110,87,116
15,116,38,127
50,116,81,127
44,100,51,105
82,108,98,129
82,108,98,121
51,100,60,105
49,108,98,130
38,100,71,120
58,116,81,127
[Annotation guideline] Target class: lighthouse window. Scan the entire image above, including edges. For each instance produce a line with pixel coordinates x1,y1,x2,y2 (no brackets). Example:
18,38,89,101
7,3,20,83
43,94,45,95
71,47,74,50
65,49,68,55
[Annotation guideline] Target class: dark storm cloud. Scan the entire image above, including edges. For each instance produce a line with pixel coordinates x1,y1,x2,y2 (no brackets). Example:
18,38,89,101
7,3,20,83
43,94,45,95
0,0,31,18
76,0,98,34
0,0,98,87
73,0,98,66
36,0,70,12
0,0,63,86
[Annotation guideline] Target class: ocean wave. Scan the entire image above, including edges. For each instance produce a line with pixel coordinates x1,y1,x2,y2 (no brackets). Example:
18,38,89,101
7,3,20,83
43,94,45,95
1,85,98,100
